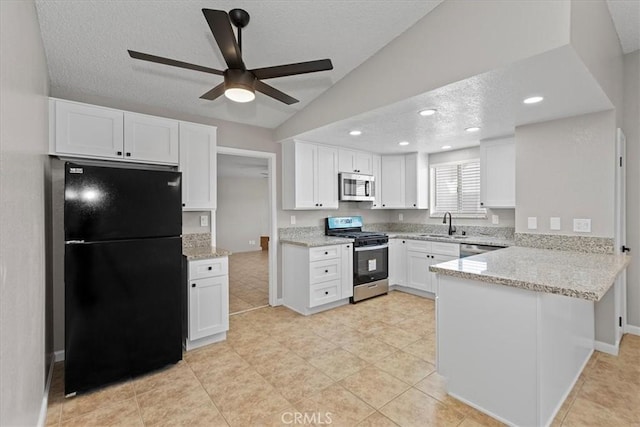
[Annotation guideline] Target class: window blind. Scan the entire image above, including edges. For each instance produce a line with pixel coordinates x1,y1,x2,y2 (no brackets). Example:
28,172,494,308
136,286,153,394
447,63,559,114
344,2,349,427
431,159,485,216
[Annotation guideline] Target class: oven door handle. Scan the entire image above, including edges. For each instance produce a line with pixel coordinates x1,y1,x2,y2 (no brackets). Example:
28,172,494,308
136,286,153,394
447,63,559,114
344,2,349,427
354,244,389,252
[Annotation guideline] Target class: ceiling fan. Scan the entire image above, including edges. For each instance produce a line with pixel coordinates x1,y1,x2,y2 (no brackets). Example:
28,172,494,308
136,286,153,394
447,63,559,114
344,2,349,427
128,8,333,105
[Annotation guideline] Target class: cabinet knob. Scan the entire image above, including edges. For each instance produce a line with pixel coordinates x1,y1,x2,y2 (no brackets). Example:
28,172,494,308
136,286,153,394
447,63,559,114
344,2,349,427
346,245,350,248
324,269,329,273
126,152,131,157
116,151,122,156
208,266,212,270
402,240,405,244
192,283,196,287
182,203,185,207
480,202,484,206
320,203,323,207
324,251,328,255
325,291,329,295
413,204,416,207
382,204,386,207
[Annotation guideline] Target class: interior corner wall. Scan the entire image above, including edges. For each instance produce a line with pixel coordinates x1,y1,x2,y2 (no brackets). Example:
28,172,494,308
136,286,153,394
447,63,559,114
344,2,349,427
217,177,269,253
0,1,50,425
570,0,624,121
623,51,640,328
515,110,616,237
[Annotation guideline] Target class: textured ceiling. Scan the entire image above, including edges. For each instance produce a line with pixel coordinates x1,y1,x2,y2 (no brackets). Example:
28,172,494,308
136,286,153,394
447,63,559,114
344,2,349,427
606,0,640,54
218,154,268,178
35,0,441,129
297,47,613,154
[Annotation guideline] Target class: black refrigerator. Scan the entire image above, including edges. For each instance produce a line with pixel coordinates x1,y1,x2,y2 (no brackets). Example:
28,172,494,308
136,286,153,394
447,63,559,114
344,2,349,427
64,162,183,395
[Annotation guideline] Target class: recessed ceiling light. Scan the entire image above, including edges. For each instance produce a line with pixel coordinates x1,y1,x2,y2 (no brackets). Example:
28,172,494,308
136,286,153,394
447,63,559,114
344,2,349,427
419,109,437,116
523,96,544,104
465,127,481,133
349,130,362,136
441,145,452,150
398,141,410,146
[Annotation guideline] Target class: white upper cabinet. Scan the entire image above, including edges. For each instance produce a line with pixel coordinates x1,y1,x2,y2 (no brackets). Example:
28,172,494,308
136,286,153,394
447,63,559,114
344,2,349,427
338,148,373,174
371,154,382,208
51,99,179,165
54,100,124,159
480,137,515,208
124,112,179,164
282,140,338,210
380,155,406,208
405,152,429,209
179,122,217,210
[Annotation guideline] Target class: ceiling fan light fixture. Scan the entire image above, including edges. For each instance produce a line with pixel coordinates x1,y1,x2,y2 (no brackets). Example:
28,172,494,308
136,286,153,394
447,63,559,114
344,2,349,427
224,69,256,103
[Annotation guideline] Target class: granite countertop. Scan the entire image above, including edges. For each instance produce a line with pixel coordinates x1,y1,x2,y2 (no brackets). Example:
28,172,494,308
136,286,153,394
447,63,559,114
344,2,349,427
429,246,630,301
183,246,232,260
385,232,514,247
280,236,354,247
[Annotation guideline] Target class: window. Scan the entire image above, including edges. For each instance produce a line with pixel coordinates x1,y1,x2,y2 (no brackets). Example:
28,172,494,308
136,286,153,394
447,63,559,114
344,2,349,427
429,159,486,218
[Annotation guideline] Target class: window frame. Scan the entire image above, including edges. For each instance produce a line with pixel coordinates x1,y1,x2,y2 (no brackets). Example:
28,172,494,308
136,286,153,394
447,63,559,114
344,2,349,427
429,158,487,219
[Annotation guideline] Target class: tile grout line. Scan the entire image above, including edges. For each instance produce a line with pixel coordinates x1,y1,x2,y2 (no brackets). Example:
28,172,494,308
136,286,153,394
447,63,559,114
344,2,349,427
183,355,233,426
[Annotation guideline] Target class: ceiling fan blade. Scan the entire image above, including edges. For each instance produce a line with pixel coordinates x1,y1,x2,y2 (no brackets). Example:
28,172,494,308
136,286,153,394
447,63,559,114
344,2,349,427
251,59,333,80
202,9,245,70
200,83,226,100
128,50,223,75
254,80,298,105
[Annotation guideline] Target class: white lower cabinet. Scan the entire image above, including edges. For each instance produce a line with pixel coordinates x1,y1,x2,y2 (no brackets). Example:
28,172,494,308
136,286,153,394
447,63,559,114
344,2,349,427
283,243,353,315
392,239,459,294
185,257,229,350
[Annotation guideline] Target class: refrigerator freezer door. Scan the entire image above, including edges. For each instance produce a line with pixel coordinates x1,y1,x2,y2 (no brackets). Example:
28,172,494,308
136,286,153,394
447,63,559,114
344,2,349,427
64,237,182,394
64,163,182,241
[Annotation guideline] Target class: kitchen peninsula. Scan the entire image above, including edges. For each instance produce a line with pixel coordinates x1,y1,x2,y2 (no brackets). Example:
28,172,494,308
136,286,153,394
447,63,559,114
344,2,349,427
431,246,630,427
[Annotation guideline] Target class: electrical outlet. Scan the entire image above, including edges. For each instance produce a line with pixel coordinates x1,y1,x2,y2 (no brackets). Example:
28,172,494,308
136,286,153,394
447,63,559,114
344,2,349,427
527,217,537,230
200,215,208,227
492,215,499,225
249,240,256,245
573,218,591,233
550,217,561,230
290,215,296,225
399,213,404,221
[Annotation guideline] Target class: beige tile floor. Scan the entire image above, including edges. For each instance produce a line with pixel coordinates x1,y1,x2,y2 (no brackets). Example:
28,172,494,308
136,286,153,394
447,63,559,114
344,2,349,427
46,291,640,426
229,250,270,314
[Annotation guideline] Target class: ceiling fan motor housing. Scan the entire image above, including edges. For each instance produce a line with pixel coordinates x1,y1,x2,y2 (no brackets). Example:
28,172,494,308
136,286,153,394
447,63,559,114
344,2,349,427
224,69,256,91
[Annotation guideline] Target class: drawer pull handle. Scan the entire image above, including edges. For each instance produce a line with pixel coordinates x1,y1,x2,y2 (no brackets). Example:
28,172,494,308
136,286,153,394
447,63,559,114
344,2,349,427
368,284,378,288
208,266,212,270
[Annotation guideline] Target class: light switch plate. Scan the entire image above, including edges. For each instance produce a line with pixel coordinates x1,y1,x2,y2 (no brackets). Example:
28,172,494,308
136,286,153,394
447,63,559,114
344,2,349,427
550,217,561,230
492,215,499,225
290,215,296,225
200,215,208,227
573,218,591,233
527,217,537,230
399,213,404,221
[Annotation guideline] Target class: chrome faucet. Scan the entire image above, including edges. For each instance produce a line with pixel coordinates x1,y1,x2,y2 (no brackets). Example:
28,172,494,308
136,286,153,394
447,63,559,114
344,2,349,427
443,212,456,236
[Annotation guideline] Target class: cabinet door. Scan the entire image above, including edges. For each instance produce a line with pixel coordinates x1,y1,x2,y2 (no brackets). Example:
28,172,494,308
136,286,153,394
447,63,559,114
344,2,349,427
341,243,354,298
188,275,229,340
55,100,124,159
316,145,339,209
338,149,356,173
124,112,179,164
371,154,382,208
480,137,515,208
179,122,217,210
380,155,405,208
355,152,373,175
294,142,318,209
407,250,430,292
429,254,457,295
388,239,407,286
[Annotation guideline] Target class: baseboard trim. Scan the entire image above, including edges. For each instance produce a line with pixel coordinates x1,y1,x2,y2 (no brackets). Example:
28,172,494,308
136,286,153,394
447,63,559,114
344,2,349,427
37,353,56,427
625,324,640,336
54,350,65,362
594,340,619,356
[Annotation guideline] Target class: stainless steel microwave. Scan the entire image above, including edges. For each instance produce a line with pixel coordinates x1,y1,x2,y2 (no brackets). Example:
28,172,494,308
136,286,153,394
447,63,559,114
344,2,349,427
339,173,375,201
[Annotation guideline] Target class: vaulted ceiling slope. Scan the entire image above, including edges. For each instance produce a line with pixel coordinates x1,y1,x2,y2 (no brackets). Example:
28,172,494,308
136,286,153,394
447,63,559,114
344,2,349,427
35,0,442,129
606,0,640,54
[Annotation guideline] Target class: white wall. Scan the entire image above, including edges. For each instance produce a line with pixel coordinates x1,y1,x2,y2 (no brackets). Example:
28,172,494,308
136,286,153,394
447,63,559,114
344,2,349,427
515,111,616,237
276,0,570,140
623,51,640,328
0,1,50,425
217,177,269,253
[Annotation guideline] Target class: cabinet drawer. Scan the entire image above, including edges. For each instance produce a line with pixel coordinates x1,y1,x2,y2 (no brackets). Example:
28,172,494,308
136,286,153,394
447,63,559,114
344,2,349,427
309,280,341,307
406,240,432,253
309,259,341,284
309,245,340,262
189,257,228,280
431,242,460,257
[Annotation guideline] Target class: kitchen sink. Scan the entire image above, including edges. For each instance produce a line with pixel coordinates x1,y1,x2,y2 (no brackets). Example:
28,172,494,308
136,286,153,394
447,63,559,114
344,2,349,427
420,234,468,239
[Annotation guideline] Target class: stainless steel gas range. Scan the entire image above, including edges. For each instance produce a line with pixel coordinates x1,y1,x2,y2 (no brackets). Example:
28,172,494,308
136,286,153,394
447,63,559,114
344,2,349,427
325,216,389,302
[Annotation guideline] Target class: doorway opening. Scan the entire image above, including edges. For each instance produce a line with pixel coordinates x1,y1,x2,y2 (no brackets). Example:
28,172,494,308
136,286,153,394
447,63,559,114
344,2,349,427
216,147,277,315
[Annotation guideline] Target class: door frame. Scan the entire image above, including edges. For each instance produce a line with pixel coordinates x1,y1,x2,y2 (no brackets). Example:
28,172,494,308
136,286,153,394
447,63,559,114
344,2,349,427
615,128,627,343
216,146,279,307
